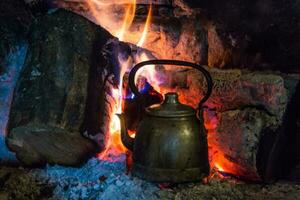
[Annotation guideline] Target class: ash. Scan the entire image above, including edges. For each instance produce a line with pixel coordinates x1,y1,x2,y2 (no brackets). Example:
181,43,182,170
34,155,160,200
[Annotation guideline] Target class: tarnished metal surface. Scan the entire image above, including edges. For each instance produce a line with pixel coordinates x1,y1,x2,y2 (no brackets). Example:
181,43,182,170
146,93,195,117
119,59,212,182
134,98,209,182
120,93,210,182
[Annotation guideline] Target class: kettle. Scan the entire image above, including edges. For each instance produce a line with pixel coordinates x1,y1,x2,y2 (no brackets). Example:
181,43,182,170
118,59,213,182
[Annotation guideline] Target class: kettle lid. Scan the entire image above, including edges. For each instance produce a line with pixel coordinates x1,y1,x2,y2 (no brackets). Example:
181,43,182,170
146,92,195,117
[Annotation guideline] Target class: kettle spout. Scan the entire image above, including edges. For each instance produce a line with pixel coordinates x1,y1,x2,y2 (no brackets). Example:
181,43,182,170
116,113,134,151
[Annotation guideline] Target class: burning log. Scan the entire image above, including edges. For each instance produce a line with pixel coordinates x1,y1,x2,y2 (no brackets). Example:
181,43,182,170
6,10,127,166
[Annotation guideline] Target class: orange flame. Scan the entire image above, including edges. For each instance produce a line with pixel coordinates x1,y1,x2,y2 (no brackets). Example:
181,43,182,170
137,3,152,47
92,0,158,161
77,1,246,180
88,1,241,179
86,0,136,39
97,56,132,160
117,0,136,41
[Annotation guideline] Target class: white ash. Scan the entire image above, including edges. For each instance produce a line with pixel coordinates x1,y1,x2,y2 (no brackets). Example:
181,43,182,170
34,155,160,200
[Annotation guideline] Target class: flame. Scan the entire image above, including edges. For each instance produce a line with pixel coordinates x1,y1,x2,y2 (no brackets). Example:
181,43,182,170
86,0,152,45
86,0,136,38
89,0,136,6
59,0,247,179
214,163,225,172
87,1,246,180
91,0,158,161
137,4,152,47
134,52,160,92
116,0,136,41
203,108,254,179
98,55,132,160
86,0,116,34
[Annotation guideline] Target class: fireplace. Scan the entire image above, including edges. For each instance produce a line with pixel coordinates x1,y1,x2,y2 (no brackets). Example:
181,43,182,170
1,0,300,199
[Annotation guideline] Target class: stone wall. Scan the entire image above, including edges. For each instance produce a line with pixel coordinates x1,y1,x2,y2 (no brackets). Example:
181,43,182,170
158,66,300,180
175,0,300,72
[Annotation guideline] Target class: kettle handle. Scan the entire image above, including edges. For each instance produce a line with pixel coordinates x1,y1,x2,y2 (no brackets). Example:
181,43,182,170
128,59,213,107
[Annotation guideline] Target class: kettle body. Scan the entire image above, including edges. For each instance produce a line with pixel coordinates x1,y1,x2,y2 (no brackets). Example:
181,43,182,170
119,59,213,182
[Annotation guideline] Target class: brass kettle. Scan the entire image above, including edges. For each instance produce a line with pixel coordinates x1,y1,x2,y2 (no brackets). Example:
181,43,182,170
118,59,213,182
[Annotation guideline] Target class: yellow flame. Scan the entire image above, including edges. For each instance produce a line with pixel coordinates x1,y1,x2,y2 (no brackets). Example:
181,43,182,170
90,0,136,6
117,0,137,41
98,55,132,160
88,0,157,160
214,163,225,172
137,4,153,47
86,0,136,39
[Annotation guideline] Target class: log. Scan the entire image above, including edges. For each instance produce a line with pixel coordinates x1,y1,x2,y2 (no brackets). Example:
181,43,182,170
6,9,128,166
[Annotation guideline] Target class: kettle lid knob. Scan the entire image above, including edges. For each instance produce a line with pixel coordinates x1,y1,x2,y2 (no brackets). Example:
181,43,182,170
146,92,195,117
163,92,179,104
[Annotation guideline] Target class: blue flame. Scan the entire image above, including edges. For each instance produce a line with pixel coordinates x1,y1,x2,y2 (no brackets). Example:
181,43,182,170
124,82,151,100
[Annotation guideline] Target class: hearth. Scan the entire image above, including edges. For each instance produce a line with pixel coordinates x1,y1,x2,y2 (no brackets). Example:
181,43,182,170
1,0,300,199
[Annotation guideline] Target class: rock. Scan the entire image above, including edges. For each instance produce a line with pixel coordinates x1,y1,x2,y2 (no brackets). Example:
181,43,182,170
177,0,300,72
159,67,300,180
55,0,208,64
6,9,121,166
207,108,277,180
0,0,32,75
192,69,288,119
0,192,9,200
207,24,235,68
140,15,208,64
169,68,289,119
8,0,300,73
7,124,96,166
23,0,54,15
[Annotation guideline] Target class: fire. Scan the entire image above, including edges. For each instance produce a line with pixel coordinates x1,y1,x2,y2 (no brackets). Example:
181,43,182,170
134,52,161,93
86,0,152,46
137,4,152,47
214,163,225,173
203,108,245,178
87,0,236,179
94,0,155,160
116,0,136,41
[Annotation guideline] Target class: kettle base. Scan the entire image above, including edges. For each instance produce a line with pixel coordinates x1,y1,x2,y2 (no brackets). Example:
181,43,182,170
132,163,209,183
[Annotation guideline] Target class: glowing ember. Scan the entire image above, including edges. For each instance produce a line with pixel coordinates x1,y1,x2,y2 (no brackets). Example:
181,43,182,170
203,108,241,178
